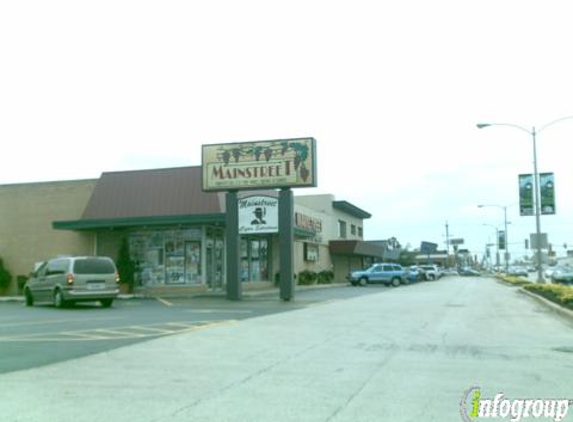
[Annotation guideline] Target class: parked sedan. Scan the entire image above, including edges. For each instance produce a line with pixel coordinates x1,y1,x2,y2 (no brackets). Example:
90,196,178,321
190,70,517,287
507,266,529,277
405,266,423,283
550,266,573,285
348,263,405,287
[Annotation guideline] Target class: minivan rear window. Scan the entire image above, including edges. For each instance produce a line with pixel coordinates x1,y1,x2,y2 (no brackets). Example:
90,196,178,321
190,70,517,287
73,258,116,274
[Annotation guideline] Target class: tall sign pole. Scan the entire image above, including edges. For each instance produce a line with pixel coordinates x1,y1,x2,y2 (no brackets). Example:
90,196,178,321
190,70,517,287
279,188,294,301
225,191,241,300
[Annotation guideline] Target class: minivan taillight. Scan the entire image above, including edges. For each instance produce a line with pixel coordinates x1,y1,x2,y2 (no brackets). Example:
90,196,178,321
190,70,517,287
115,272,120,284
66,274,74,285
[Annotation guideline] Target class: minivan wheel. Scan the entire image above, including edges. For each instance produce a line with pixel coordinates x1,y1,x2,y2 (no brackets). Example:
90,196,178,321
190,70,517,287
391,277,401,287
54,290,66,309
100,299,113,308
25,289,34,307
359,277,368,287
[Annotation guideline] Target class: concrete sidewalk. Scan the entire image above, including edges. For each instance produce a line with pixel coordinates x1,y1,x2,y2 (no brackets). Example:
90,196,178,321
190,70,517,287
3,278,573,421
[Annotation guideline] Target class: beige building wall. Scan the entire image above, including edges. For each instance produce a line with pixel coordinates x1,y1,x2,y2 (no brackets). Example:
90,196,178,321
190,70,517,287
0,179,97,293
296,194,365,241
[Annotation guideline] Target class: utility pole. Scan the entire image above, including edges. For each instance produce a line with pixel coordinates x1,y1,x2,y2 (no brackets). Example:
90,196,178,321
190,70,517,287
445,221,451,267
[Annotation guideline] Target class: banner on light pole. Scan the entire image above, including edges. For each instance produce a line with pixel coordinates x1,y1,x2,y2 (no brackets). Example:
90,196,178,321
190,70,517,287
540,172,556,215
498,230,506,250
518,174,534,216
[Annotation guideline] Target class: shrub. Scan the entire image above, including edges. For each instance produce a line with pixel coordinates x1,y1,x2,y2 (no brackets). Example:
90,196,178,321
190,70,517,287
497,275,532,286
116,237,136,292
298,270,317,285
17,275,28,293
523,284,573,309
0,258,12,291
317,270,334,284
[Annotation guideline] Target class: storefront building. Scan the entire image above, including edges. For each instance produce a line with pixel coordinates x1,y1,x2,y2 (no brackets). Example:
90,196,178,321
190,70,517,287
0,166,383,296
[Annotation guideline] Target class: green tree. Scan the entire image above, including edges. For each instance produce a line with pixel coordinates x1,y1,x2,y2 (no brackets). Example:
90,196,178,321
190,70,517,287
116,237,136,292
0,258,13,291
398,248,418,267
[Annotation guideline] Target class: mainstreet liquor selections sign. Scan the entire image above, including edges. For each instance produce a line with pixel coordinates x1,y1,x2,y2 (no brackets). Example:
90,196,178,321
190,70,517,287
238,195,278,234
202,138,317,191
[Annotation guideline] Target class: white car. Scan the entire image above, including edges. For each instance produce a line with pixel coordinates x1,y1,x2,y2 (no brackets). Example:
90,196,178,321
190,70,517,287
419,264,443,280
544,267,556,279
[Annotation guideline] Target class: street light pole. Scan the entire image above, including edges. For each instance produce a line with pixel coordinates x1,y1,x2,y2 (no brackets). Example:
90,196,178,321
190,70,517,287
478,205,509,273
531,127,544,281
477,116,573,283
483,223,499,268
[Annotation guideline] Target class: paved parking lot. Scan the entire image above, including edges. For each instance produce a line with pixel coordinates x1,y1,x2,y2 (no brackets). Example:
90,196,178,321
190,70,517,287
0,285,375,373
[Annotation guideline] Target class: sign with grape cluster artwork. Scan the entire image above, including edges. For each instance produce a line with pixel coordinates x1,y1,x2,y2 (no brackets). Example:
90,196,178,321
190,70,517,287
202,138,317,191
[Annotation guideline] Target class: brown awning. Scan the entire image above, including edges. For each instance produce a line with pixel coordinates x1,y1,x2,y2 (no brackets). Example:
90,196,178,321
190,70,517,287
329,240,385,258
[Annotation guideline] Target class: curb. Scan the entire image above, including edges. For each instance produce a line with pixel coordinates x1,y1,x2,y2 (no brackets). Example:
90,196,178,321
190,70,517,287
0,283,351,303
0,296,23,303
0,294,145,302
518,288,573,320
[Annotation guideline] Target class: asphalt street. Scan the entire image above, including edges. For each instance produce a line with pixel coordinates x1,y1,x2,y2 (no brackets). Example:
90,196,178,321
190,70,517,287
2,277,573,421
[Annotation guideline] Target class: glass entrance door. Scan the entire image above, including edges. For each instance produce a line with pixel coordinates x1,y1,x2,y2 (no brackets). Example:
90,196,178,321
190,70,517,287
205,227,224,290
240,237,270,282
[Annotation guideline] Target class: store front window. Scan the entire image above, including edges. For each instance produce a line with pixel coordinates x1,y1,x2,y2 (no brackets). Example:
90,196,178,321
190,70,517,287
130,228,203,286
240,237,270,282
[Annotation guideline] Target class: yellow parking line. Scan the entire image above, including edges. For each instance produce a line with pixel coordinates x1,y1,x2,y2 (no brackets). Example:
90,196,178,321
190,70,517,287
156,297,173,307
0,316,123,328
0,320,238,342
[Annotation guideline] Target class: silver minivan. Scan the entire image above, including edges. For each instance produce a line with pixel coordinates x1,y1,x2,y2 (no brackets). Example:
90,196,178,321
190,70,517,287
24,256,120,308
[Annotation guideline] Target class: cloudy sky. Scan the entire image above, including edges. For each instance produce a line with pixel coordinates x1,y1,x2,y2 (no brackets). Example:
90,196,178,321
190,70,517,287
2,0,573,261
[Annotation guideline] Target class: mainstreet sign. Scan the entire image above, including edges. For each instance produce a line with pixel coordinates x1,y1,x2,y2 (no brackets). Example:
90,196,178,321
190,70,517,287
202,138,317,191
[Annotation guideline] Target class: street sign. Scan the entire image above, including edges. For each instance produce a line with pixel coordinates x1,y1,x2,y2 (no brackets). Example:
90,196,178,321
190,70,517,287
530,233,548,249
420,241,438,254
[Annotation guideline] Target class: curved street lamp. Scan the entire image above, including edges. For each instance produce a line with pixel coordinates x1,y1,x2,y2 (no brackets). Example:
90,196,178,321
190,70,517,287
476,116,573,283
482,223,500,269
478,205,509,273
